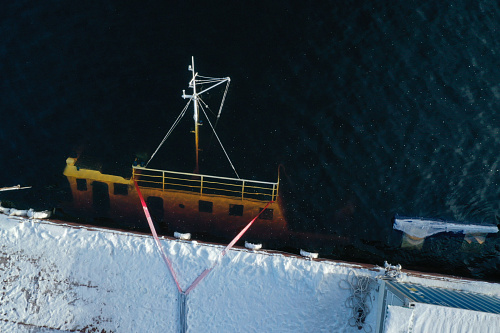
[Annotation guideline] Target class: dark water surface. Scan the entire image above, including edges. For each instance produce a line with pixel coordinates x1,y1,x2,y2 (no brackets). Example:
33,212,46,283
1,1,499,281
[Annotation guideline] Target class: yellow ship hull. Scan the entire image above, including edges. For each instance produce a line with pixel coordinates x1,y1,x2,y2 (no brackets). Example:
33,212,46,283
63,157,288,243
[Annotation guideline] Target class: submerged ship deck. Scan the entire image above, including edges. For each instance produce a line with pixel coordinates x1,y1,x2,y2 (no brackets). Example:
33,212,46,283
63,157,288,243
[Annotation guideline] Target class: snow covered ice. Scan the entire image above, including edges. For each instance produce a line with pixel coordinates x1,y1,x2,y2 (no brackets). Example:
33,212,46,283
384,303,500,333
393,217,498,239
0,211,498,332
0,213,382,332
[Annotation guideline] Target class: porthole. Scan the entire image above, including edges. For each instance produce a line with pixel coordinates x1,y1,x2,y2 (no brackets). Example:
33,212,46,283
76,179,87,191
199,200,213,213
229,204,244,216
113,183,128,195
258,208,273,220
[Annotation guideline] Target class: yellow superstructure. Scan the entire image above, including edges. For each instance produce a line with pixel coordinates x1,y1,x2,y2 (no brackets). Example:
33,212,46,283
63,157,288,241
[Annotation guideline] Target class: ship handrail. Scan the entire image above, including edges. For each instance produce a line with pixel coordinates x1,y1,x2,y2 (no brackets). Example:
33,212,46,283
133,174,277,192
133,166,277,186
134,173,273,191
137,179,273,198
132,166,279,201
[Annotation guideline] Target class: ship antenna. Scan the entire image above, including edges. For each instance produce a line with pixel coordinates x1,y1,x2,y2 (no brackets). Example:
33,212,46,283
147,58,232,171
181,57,232,174
189,56,200,174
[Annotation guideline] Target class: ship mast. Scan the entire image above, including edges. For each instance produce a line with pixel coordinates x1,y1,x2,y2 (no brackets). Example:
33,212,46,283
190,57,200,174
182,57,231,174
180,57,201,173
147,58,234,174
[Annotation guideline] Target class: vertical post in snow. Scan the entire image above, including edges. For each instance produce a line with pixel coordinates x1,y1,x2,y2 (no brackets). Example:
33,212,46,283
179,292,187,333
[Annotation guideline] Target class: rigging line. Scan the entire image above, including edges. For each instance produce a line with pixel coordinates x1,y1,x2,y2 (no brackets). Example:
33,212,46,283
197,80,230,119
199,104,240,179
195,77,226,82
196,75,227,80
207,80,231,150
196,78,230,96
197,74,223,78
145,99,192,167
196,78,226,83
198,97,216,117
217,80,230,120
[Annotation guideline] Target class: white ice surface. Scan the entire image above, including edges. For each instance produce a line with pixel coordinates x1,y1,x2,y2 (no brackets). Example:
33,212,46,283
383,305,413,333
394,217,499,238
0,214,381,332
385,303,500,333
1,213,499,333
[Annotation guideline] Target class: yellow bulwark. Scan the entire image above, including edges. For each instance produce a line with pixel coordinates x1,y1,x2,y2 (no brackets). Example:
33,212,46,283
63,156,288,242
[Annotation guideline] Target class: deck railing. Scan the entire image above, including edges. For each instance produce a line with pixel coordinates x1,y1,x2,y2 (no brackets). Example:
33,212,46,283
132,166,278,202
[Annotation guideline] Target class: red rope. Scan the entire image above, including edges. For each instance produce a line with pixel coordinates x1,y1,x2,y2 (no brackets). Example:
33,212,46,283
135,179,273,295
185,200,273,295
221,200,273,257
134,180,183,293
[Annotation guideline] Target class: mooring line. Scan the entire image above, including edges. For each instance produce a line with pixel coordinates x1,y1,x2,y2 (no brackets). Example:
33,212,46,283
135,179,273,332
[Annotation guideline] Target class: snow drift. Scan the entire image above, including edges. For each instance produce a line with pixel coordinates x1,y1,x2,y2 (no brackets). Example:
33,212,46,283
0,212,499,332
0,214,380,332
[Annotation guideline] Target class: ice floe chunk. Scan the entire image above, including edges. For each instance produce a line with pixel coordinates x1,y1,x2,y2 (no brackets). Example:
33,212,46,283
300,249,318,259
27,209,52,219
393,217,498,239
174,232,191,240
0,206,11,214
244,241,262,250
9,209,29,217
0,204,51,219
